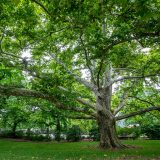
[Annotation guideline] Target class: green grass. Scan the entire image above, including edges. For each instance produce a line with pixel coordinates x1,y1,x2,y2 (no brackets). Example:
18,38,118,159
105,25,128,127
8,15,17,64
0,139,159,160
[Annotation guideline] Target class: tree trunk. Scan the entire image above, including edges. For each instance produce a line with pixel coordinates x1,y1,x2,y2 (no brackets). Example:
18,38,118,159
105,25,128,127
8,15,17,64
97,111,126,149
96,87,126,149
12,122,17,138
46,126,50,138
55,118,61,142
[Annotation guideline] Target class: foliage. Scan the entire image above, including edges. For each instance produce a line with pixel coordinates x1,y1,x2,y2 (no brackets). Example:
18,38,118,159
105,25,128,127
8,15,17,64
0,97,29,137
141,124,160,140
0,130,25,139
0,95,69,140
89,125,100,141
0,130,51,141
27,133,51,142
117,126,141,139
0,130,15,138
66,125,82,142
124,112,160,139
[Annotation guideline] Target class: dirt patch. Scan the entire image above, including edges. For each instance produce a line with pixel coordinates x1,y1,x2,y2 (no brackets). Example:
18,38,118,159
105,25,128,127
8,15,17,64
1,138,31,142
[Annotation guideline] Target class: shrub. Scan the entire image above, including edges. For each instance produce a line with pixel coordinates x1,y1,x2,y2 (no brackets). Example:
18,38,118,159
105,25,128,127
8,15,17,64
0,130,51,141
117,127,141,139
141,124,160,140
0,130,13,138
89,126,100,141
0,130,26,138
66,125,81,142
29,134,51,141
15,131,25,138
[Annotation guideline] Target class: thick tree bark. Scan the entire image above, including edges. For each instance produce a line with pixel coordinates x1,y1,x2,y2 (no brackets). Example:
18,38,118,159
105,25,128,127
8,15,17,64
97,111,126,149
96,87,126,149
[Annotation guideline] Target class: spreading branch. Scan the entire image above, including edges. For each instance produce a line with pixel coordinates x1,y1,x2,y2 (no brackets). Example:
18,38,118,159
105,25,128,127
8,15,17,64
49,53,99,94
76,98,96,110
0,30,22,60
39,107,95,120
97,59,104,88
114,92,128,115
128,96,155,106
58,86,96,110
79,34,96,84
113,81,139,115
0,85,96,117
115,106,160,121
112,74,160,84
65,115,95,120
31,0,51,17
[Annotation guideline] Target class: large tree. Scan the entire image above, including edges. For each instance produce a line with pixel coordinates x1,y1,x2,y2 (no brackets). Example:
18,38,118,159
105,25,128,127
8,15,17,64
0,0,160,148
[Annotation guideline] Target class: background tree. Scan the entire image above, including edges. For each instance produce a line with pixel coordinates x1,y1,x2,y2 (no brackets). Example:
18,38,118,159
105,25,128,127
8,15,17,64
0,97,29,137
29,102,68,141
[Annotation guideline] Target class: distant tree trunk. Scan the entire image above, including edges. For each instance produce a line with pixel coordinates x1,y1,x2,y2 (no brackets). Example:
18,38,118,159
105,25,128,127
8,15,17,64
96,87,126,149
46,126,50,138
12,122,18,138
26,128,31,137
55,118,61,142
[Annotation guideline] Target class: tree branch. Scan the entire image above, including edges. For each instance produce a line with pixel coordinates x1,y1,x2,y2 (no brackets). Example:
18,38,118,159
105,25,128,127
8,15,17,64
114,92,128,115
31,0,51,17
79,34,96,84
0,30,22,60
128,96,155,106
0,85,96,117
49,53,99,94
66,115,95,120
1,56,96,111
76,98,96,110
103,62,113,88
115,106,160,121
113,81,138,115
58,86,96,110
97,59,104,88
39,106,95,120
112,74,160,84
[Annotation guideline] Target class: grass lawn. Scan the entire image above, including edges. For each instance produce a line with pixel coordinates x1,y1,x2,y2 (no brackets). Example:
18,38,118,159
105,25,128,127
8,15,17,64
0,139,159,160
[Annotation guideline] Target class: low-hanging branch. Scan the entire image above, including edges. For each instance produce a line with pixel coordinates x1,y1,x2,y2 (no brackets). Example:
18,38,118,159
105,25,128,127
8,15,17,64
39,106,95,120
115,106,160,121
65,115,95,120
58,86,96,110
0,85,96,117
1,58,97,111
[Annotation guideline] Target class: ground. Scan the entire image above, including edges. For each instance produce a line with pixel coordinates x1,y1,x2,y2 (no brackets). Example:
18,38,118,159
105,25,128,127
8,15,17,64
0,139,159,160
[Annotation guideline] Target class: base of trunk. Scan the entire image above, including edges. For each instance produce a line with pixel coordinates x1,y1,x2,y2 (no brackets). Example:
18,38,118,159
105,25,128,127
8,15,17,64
99,140,127,149
97,111,126,149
